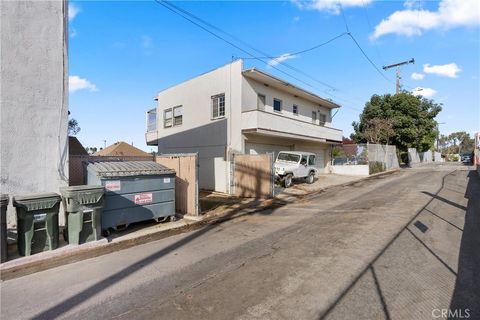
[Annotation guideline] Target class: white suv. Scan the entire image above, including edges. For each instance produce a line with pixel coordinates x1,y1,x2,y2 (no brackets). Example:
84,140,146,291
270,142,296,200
274,151,318,188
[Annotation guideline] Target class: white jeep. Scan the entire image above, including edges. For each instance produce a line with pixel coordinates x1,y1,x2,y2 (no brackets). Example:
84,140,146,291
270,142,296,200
274,151,318,188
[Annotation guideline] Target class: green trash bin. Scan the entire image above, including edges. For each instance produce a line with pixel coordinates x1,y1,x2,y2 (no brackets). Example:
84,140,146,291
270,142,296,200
1,194,8,263
13,193,61,256
60,185,104,245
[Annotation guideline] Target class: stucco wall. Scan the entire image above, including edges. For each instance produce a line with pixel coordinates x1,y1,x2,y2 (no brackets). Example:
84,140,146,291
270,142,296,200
0,0,69,225
241,77,333,126
154,60,243,192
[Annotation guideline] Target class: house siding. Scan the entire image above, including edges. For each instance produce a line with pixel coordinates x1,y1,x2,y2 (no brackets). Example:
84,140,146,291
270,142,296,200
0,0,69,225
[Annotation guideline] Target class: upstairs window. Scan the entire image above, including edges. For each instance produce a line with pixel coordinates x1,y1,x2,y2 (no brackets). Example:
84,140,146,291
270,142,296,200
164,108,172,128
173,105,183,126
312,111,317,123
257,94,266,111
319,113,327,126
293,105,298,115
212,94,225,119
273,98,282,112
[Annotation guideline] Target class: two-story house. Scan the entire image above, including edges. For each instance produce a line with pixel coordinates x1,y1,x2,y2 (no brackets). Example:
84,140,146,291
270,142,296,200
146,60,342,193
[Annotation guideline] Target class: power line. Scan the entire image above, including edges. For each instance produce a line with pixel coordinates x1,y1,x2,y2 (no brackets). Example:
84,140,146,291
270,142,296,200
154,0,366,112
240,32,349,60
159,0,340,91
153,0,319,91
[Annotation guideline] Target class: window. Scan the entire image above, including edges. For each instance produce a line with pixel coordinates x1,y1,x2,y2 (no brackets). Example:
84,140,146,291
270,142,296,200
293,105,298,115
301,155,308,165
273,98,282,112
212,94,225,119
146,109,156,132
164,108,172,128
173,106,183,126
312,111,317,123
257,94,266,110
308,155,316,166
319,113,327,126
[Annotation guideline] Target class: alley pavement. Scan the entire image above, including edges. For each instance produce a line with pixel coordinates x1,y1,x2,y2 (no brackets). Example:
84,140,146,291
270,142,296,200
1,163,478,320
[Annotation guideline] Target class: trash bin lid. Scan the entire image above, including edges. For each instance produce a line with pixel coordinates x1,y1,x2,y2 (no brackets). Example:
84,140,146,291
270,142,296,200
60,185,105,198
61,185,104,193
0,194,8,206
13,192,61,203
85,161,175,178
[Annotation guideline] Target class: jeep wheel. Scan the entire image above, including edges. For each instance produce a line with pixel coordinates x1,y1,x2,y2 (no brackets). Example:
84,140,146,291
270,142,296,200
306,171,315,184
284,174,293,188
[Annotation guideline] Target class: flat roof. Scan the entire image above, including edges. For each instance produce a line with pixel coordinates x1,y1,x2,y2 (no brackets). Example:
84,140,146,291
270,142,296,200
242,68,341,109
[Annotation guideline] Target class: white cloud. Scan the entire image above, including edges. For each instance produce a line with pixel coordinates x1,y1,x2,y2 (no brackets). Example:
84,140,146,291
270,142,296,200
293,16,300,22
267,53,297,68
292,0,371,15
68,4,80,22
372,0,480,39
412,87,437,98
411,72,425,80
69,76,98,93
423,63,461,78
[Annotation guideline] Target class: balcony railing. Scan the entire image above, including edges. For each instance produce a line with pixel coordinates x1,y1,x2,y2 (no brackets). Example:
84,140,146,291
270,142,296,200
241,109,342,142
146,108,157,132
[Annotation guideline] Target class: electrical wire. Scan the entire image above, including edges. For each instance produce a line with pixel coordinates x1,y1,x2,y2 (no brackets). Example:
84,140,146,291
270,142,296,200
154,0,366,112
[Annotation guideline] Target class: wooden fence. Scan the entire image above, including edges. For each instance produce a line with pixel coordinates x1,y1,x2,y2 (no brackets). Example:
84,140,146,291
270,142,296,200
69,155,154,186
233,154,274,198
156,153,199,216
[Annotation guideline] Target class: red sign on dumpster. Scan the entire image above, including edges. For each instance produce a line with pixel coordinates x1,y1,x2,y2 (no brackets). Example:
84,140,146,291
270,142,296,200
134,193,153,205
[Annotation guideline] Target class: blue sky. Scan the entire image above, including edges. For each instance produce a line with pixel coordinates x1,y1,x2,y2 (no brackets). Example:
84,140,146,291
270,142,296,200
68,0,480,151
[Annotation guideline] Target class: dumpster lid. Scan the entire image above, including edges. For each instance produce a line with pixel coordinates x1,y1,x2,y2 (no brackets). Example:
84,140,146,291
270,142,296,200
85,161,175,177
13,192,61,202
60,185,105,193
0,194,8,206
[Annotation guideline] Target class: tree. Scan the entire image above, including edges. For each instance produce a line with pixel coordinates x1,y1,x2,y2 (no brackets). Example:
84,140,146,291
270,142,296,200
362,118,394,144
68,118,81,135
351,92,442,152
439,132,475,154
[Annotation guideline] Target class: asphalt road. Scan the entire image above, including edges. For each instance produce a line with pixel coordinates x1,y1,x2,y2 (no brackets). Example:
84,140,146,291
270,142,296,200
1,164,478,320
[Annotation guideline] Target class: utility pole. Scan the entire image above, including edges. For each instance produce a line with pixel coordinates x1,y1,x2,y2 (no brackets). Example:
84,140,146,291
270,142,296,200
382,58,415,94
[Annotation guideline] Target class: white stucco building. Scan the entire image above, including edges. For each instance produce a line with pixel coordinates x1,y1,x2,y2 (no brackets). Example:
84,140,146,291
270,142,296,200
1,0,69,224
146,60,342,193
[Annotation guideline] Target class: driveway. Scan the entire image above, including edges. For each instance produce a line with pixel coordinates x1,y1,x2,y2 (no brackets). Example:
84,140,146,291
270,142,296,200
1,164,478,319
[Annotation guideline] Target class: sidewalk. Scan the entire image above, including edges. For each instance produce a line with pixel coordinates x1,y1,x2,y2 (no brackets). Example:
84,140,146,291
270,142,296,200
0,171,392,281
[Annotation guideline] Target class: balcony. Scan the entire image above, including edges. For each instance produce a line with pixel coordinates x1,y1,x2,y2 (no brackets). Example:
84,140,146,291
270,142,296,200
145,108,158,145
241,110,342,143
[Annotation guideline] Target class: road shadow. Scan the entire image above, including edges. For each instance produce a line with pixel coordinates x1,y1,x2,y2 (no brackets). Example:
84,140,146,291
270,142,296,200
421,191,467,211
31,185,290,319
448,170,480,319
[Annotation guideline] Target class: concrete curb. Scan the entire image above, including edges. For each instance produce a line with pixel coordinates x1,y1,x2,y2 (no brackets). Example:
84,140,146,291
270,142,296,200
0,168,402,281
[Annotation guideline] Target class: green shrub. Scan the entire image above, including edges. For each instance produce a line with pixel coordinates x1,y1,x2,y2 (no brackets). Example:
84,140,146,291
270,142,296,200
369,161,386,175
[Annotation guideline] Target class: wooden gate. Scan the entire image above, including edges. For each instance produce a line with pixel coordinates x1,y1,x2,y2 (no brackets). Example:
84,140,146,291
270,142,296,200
156,153,199,216
233,153,274,198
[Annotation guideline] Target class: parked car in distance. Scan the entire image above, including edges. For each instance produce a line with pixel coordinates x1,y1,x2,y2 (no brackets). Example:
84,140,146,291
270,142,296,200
461,152,472,164
274,151,318,188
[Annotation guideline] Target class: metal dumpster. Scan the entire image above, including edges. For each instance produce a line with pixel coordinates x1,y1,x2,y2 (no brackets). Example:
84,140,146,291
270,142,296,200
84,161,176,235
1,194,8,263
13,193,61,256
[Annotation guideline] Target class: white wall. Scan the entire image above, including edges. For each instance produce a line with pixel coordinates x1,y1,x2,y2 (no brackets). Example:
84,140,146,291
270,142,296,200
242,77,333,127
154,60,244,192
1,0,69,225
330,165,369,176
